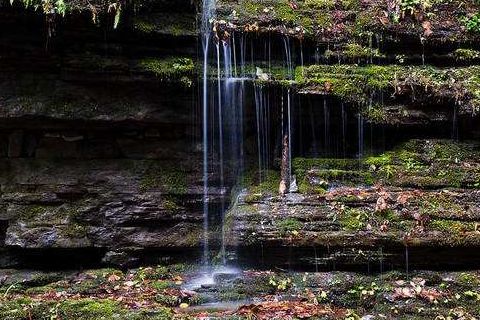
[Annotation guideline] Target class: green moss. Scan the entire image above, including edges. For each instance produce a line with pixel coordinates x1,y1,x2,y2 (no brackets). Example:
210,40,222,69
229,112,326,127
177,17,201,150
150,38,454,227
430,219,476,233
338,208,370,231
295,64,398,104
341,43,386,60
154,294,179,307
278,218,303,235
136,266,170,281
133,13,196,36
298,182,326,195
456,273,480,289
309,169,373,185
304,0,337,9
244,170,280,196
162,198,179,211
138,57,194,87
415,194,464,218
19,205,49,220
295,65,480,112
134,20,155,33
59,299,120,315
293,158,359,171
140,163,188,194
365,153,393,167
452,48,480,61
150,280,177,291
60,224,90,238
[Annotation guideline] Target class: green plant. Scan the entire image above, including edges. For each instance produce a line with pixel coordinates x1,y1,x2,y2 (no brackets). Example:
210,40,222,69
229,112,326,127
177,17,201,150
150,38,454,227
268,276,292,291
463,13,480,33
10,0,67,17
400,0,421,16
347,281,381,300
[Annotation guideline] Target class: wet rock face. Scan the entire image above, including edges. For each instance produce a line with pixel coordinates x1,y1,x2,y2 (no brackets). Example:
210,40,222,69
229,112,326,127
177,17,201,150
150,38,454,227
229,139,480,270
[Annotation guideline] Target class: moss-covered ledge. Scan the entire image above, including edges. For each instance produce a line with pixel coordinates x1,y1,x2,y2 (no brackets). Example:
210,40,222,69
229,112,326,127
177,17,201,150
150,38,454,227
226,139,480,268
216,0,480,44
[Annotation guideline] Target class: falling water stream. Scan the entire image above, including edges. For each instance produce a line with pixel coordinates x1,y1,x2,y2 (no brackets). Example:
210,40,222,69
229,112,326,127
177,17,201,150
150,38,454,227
196,0,461,295
201,0,215,268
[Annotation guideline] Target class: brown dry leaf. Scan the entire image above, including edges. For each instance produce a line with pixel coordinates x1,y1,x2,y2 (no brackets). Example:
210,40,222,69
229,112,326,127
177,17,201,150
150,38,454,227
422,20,433,37
376,197,388,212
108,274,121,282
394,287,415,299
324,82,332,92
379,14,390,25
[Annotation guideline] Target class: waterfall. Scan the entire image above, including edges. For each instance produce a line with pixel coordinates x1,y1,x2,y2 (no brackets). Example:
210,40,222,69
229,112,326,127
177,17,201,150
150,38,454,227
452,102,459,140
283,36,293,78
201,0,215,267
254,83,271,183
323,98,330,156
254,84,264,182
287,88,293,190
216,41,226,265
194,0,246,286
357,113,364,161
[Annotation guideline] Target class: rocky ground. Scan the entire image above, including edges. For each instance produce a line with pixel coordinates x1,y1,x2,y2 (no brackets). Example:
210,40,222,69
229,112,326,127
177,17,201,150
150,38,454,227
0,264,479,319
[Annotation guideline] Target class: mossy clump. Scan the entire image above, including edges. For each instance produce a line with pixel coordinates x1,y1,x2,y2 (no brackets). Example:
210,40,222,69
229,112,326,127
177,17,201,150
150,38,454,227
429,219,476,233
293,158,359,171
138,57,195,87
278,218,303,235
337,208,370,231
140,162,188,194
332,43,386,61
19,205,49,220
295,64,398,103
133,13,196,36
452,48,480,61
162,198,179,211
295,65,480,113
243,169,281,197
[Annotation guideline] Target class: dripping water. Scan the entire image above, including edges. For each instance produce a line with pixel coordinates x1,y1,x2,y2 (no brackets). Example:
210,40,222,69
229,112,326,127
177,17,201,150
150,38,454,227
323,98,330,156
216,41,226,265
420,36,425,66
341,103,346,158
309,99,318,157
201,0,215,268
405,245,410,280
357,112,364,161
283,37,293,79
287,88,293,190
254,83,264,182
452,102,459,140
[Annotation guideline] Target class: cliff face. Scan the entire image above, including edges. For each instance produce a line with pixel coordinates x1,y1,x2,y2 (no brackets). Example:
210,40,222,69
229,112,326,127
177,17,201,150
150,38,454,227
0,0,479,269
0,0,210,267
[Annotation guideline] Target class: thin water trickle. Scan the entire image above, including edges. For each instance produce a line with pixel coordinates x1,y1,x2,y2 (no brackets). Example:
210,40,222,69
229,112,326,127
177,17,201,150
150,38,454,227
341,103,346,158
405,245,409,280
199,0,247,283
287,88,293,190
379,247,384,279
452,102,459,140
300,41,305,77
309,100,318,157
283,37,293,79
216,41,226,265
323,98,329,156
357,112,364,161
254,83,264,182
201,0,215,268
